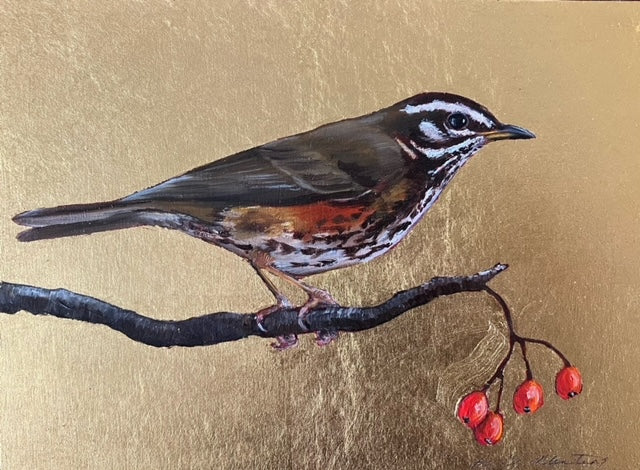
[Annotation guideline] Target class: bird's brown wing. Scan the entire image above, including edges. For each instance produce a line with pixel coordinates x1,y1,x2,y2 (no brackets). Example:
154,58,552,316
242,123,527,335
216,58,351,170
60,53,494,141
13,119,407,241
121,120,406,209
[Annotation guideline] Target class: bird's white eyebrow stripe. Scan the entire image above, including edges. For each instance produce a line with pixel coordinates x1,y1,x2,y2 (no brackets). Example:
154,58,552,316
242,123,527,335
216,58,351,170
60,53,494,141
402,100,495,128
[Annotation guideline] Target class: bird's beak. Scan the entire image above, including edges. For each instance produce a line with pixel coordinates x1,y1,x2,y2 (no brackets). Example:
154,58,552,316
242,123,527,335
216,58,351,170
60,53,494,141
483,124,536,141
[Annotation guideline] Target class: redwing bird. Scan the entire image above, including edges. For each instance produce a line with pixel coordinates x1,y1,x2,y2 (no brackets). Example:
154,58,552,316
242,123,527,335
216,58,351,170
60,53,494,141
13,92,534,348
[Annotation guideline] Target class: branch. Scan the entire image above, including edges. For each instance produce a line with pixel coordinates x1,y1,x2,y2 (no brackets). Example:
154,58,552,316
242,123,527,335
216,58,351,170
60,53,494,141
0,264,507,348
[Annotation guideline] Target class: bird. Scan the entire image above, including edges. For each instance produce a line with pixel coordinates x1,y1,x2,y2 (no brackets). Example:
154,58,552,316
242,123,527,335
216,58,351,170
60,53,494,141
13,92,534,349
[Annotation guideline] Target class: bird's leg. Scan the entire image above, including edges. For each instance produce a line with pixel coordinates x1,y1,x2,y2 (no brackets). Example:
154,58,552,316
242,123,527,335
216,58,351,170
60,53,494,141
264,266,339,312
265,266,340,346
252,264,291,311
250,262,298,351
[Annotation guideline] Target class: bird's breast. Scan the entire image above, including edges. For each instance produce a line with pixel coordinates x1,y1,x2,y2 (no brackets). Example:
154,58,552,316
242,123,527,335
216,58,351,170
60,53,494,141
210,173,445,276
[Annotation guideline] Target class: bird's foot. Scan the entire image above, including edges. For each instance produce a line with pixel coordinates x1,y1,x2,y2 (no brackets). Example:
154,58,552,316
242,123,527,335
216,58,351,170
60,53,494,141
315,330,339,347
255,294,293,338
297,287,340,347
255,305,277,334
298,286,339,318
271,334,299,351
255,285,339,349
255,296,299,351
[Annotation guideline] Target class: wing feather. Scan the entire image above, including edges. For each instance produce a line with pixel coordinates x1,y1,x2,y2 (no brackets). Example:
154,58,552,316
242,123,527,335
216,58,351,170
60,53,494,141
122,119,405,208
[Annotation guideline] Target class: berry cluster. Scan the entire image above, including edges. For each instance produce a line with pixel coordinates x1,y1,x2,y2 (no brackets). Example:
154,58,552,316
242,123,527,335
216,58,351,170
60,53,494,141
456,287,583,446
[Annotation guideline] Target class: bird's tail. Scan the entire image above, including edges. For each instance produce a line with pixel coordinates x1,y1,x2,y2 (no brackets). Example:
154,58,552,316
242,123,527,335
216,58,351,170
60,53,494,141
13,200,151,242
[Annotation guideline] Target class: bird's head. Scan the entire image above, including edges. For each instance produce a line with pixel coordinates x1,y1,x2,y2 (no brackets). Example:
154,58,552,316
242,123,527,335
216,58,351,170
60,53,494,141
385,92,534,165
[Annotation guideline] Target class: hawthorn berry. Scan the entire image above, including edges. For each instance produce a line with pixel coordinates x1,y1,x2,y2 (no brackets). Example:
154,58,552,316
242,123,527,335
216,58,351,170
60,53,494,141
555,366,583,400
474,411,504,446
457,391,489,428
513,379,544,414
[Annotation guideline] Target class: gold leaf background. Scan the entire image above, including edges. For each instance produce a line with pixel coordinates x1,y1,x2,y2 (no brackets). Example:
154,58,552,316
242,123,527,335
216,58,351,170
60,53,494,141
1,1,639,469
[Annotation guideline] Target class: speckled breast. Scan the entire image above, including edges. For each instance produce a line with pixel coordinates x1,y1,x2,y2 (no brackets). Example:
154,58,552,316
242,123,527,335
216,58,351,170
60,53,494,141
210,171,446,277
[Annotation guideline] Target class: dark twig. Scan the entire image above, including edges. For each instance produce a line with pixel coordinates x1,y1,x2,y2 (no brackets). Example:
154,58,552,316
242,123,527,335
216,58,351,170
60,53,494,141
481,285,573,400
0,264,507,348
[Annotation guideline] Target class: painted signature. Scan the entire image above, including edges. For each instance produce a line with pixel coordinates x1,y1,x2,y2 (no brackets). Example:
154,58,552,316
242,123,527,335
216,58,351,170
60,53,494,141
471,453,608,469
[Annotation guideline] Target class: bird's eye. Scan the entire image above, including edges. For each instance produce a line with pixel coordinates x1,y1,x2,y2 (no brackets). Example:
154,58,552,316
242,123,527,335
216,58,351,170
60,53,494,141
447,113,468,130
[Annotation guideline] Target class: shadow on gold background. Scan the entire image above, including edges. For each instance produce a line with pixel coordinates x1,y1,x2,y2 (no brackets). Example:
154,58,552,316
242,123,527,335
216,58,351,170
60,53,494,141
1,1,639,469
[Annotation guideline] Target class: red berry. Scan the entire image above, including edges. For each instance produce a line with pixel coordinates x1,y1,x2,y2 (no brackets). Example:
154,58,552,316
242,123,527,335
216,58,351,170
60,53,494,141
513,379,544,414
474,411,504,446
556,366,583,400
457,391,489,428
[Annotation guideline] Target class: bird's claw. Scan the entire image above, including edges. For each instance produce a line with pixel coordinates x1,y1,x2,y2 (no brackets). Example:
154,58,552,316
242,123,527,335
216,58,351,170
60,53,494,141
271,334,298,351
255,306,277,334
255,295,294,334
298,287,339,317
298,288,340,346
315,330,339,347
